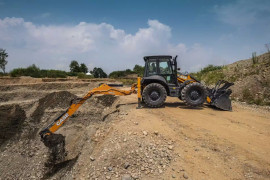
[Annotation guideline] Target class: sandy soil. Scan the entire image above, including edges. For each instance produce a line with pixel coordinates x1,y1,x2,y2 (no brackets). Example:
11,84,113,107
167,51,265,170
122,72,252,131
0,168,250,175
114,95,270,179
0,79,269,180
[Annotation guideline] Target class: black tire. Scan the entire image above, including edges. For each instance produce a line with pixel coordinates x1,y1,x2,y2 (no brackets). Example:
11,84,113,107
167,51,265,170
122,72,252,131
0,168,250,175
142,83,167,108
181,82,206,107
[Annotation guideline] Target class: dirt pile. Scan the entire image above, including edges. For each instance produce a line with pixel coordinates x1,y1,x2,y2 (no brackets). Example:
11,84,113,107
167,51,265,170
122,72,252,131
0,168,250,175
0,104,26,146
31,91,77,123
226,53,270,105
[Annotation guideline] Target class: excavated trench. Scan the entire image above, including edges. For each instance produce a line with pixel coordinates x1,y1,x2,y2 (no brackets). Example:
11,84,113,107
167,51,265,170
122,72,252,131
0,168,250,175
0,104,26,146
0,90,119,179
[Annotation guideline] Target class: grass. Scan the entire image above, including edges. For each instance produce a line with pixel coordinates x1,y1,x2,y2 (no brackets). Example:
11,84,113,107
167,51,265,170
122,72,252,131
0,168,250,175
191,65,225,85
252,52,258,64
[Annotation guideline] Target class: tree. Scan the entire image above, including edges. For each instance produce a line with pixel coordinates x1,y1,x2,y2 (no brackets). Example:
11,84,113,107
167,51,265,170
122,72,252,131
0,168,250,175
91,67,107,78
80,63,88,73
69,60,80,73
0,49,8,73
133,64,144,76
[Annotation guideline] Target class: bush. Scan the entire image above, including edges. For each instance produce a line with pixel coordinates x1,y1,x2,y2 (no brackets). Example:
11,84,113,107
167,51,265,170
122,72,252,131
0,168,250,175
77,72,93,79
133,64,144,77
191,65,224,85
0,72,5,76
40,70,67,78
10,64,68,78
109,69,135,78
203,71,225,85
66,72,78,76
10,64,41,78
252,52,258,64
10,68,27,77
200,65,223,74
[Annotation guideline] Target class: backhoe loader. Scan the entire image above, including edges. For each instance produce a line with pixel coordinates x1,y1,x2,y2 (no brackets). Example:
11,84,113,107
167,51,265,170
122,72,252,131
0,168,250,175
39,55,233,149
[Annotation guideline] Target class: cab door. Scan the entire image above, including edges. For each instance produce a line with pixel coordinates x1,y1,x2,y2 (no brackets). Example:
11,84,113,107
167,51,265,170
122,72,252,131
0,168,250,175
158,59,176,85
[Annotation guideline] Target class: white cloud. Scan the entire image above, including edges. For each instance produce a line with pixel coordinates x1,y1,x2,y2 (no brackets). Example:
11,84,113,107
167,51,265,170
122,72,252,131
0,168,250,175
0,17,218,73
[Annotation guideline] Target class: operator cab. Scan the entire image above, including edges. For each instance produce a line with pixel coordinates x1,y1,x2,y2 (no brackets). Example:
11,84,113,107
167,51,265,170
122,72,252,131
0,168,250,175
143,55,178,85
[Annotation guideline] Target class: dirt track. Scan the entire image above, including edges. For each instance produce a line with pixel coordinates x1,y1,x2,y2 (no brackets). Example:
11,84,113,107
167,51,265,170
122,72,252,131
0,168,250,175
117,95,270,179
0,79,269,179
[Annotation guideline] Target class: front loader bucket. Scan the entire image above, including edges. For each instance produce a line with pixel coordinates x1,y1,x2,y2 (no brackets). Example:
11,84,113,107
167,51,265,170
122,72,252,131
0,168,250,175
208,80,234,111
211,93,232,111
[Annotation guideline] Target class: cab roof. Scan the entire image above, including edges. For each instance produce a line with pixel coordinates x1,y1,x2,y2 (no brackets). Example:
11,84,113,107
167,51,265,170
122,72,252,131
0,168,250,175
143,55,172,62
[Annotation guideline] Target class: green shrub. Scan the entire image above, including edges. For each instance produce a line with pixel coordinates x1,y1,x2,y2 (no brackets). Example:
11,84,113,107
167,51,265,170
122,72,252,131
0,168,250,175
200,65,223,74
252,52,258,64
40,70,67,78
109,69,135,78
77,72,93,79
10,68,27,77
10,64,68,78
0,72,7,76
203,71,225,85
66,72,78,76
191,64,224,83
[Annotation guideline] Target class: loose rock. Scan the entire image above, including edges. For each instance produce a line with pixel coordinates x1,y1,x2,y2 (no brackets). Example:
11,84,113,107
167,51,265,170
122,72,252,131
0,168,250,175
183,173,189,179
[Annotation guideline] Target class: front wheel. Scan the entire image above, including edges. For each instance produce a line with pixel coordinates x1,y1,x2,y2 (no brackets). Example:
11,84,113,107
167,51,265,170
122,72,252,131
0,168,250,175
142,83,167,108
181,82,206,107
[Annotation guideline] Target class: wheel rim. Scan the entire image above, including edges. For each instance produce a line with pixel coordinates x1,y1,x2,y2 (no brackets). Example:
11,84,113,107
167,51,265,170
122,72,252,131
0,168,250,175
149,91,160,101
189,90,201,101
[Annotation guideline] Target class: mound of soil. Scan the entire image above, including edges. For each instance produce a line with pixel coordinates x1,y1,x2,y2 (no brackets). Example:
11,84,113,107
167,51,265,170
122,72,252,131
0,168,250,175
0,104,26,146
95,95,118,107
31,91,77,123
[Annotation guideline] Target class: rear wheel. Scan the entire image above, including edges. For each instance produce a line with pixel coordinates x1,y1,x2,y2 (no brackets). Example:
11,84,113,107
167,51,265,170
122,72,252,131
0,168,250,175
181,82,206,107
142,83,167,108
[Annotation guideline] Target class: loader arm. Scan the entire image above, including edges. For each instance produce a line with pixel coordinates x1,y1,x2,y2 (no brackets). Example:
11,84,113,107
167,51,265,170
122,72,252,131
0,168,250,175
39,83,137,140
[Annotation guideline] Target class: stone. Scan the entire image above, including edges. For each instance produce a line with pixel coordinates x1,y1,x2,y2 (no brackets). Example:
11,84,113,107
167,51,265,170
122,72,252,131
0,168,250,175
154,131,159,135
143,131,148,136
168,145,173,150
90,156,95,161
124,162,130,169
122,174,132,180
183,173,189,179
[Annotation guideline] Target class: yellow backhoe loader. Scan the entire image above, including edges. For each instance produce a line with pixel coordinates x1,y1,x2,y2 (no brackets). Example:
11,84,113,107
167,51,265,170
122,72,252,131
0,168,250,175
39,55,233,146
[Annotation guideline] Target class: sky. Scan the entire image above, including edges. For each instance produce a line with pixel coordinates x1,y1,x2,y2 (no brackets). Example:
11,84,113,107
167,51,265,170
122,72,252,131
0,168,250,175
0,0,270,73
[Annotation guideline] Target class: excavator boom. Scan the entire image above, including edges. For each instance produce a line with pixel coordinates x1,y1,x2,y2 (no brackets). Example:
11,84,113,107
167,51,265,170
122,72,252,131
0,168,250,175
39,83,137,140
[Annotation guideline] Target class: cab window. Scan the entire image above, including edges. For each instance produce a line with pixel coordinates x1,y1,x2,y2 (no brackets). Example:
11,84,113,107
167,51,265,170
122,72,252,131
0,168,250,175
148,61,157,75
159,60,172,74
